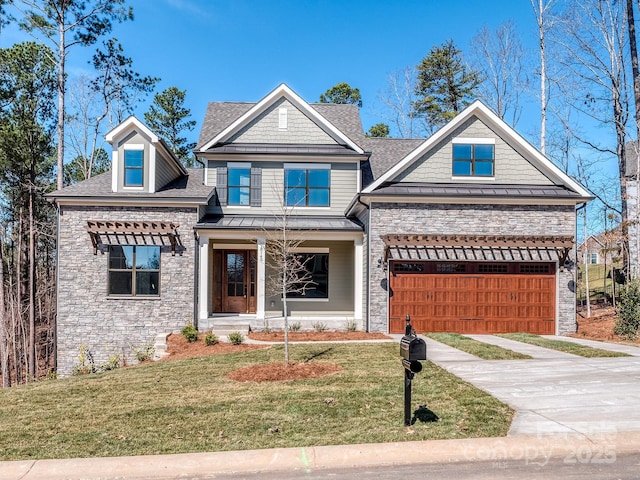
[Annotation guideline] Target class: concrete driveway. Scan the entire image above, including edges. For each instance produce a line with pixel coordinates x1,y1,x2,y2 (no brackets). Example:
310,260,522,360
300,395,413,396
423,334,640,438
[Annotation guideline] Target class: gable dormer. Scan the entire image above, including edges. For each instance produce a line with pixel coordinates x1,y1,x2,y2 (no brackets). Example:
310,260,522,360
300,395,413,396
105,116,187,194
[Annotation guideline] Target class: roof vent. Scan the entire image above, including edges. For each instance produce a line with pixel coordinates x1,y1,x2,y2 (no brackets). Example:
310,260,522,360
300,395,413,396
279,107,288,129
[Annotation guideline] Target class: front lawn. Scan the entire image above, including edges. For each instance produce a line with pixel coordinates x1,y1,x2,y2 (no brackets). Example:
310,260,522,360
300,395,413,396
497,333,630,357
0,343,513,460
425,333,532,360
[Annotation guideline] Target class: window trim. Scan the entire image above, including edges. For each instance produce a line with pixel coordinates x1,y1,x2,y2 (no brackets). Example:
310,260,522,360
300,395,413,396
107,245,161,297
123,144,145,188
284,163,331,208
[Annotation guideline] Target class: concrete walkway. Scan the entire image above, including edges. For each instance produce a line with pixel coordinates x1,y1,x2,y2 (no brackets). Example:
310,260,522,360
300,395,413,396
424,335,640,437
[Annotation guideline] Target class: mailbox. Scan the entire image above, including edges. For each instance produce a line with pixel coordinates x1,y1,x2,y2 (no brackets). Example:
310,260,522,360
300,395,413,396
400,335,427,362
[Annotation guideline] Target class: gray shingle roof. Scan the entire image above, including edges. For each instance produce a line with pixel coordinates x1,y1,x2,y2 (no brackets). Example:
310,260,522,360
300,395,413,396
368,183,582,199
195,101,366,151
47,168,215,202
361,137,424,181
204,143,363,156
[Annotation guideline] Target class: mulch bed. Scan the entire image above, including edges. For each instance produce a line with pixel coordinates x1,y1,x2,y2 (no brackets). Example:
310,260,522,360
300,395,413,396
163,333,267,360
226,361,342,382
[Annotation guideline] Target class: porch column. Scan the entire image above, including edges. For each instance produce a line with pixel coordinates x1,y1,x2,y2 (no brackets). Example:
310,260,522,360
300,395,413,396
257,237,266,322
198,235,210,321
354,237,364,328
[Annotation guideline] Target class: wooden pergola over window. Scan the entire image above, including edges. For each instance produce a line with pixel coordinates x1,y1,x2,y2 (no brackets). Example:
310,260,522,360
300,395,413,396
86,220,182,256
381,234,574,265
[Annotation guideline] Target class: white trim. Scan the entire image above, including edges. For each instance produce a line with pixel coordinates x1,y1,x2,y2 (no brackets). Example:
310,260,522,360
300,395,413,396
123,143,145,150
452,137,495,144
286,298,330,303
212,243,257,250
284,163,330,170
199,84,364,154
257,238,266,321
228,162,252,169
362,100,592,199
149,145,156,193
106,116,158,144
354,237,363,323
111,150,119,193
291,247,330,253
451,176,496,182
198,236,210,320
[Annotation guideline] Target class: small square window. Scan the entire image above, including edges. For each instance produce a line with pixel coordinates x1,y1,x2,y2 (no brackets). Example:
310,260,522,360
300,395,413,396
452,143,494,177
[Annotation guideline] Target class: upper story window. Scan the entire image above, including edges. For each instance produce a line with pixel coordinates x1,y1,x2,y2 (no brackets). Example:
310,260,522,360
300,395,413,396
589,253,599,264
216,164,262,207
123,146,144,187
452,139,494,177
285,164,330,207
108,245,160,296
228,163,251,206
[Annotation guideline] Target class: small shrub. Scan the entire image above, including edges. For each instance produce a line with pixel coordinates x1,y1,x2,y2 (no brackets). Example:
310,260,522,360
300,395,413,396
312,321,328,332
72,344,97,376
615,279,640,339
228,332,244,345
344,319,357,332
289,322,301,332
101,347,121,371
204,332,219,346
133,343,155,362
181,324,199,343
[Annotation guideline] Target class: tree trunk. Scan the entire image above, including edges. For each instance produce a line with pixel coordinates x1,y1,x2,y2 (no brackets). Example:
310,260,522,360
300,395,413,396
629,0,640,278
57,18,65,190
28,185,36,379
0,232,9,387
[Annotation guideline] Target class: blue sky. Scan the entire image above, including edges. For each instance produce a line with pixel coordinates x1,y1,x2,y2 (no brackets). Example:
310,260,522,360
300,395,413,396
2,0,542,144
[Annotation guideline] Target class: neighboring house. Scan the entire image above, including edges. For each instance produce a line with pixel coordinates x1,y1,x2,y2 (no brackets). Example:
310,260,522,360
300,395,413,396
577,232,620,266
48,84,592,375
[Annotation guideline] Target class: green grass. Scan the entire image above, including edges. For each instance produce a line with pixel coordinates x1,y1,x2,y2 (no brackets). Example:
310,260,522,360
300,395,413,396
425,333,532,360
497,333,630,358
0,343,513,461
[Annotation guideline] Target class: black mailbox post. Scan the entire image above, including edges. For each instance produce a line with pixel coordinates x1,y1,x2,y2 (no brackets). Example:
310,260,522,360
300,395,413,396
399,315,427,426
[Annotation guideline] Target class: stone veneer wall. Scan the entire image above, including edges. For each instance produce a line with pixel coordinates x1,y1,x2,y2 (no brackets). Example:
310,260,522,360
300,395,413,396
56,205,199,376
367,203,578,335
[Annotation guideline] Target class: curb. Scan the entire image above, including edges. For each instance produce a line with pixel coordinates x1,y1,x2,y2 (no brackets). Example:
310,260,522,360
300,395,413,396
3,431,639,480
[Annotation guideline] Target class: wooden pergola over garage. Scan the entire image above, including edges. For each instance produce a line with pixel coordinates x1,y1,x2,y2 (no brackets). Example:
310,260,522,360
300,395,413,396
382,234,574,335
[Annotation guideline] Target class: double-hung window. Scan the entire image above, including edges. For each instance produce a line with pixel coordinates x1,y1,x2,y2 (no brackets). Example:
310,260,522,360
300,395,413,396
227,163,251,206
123,146,144,187
284,164,330,207
108,245,160,296
452,139,495,177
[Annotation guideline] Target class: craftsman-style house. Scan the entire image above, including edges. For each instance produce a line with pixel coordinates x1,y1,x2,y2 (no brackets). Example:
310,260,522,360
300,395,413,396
49,84,592,375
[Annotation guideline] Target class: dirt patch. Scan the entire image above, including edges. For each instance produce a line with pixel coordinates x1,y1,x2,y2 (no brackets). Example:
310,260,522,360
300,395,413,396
248,330,391,342
226,361,342,382
573,305,640,344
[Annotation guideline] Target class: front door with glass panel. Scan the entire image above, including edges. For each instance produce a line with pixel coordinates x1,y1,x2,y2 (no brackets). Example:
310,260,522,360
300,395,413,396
220,250,256,313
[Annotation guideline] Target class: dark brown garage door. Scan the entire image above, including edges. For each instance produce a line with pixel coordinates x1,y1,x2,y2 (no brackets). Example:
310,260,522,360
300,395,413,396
389,261,556,334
